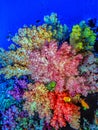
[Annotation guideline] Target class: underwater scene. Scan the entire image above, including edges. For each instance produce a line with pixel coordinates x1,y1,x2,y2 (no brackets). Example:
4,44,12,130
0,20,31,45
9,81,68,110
0,0,98,130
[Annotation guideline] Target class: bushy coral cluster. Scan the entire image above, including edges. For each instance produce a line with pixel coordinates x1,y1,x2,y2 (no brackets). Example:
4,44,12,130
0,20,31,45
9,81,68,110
23,82,52,123
0,13,98,130
79,53,98,92
28,41,82,90
44,13,69,42
12,25,53,50
2,105,19,130
8,77,28,100
0,75,17,112
0,47,31,78
48,91,80,130
70,21,96,52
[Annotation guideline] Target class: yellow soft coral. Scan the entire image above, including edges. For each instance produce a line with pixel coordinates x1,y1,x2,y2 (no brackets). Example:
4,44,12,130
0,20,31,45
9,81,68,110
0,64,31,79
23,82,51,123
0,47,31,78
70,22,96,52
7,48,29,66
12,25,53,50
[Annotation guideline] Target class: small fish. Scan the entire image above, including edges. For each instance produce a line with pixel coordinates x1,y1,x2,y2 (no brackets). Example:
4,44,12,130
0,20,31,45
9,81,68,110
80,99,89,110
63,97,71,102
6,32,12,41
36,20,41,23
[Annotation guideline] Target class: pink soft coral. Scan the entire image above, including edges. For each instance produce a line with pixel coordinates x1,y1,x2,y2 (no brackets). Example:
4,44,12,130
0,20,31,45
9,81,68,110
66,76,90,96
79,53,98,92
48,91,80,130
27,49,50,82
28,41,83,92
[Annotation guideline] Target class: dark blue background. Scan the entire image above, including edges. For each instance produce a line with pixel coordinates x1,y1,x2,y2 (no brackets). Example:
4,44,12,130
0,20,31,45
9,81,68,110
0,0,98,49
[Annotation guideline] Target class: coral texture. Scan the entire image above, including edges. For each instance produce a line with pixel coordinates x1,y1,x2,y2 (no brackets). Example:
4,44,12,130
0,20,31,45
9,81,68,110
70,21,96,52
0,13,98,130
28,41,86,94
23,82,52,123
48,91,80,130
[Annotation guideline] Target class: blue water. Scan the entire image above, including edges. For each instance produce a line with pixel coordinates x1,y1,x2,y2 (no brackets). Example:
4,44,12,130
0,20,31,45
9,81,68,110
0,0,98,49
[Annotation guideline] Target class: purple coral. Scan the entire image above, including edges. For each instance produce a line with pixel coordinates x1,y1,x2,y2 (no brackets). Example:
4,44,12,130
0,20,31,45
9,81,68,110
2,105,18,130
8,78,28,100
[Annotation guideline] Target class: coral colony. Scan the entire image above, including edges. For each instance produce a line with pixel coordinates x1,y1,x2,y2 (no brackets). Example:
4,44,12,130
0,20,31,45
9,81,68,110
0,13,98,130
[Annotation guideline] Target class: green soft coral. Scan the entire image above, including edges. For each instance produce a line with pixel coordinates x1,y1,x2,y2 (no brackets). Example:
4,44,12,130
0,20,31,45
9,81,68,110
70,21,96,52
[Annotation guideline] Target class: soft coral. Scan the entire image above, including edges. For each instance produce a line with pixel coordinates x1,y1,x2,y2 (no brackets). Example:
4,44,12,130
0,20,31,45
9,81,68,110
48,91,80,130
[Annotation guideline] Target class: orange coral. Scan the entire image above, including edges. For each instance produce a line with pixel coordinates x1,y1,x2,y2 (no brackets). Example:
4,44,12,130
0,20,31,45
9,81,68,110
23,82,52,123
48,91,80,130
